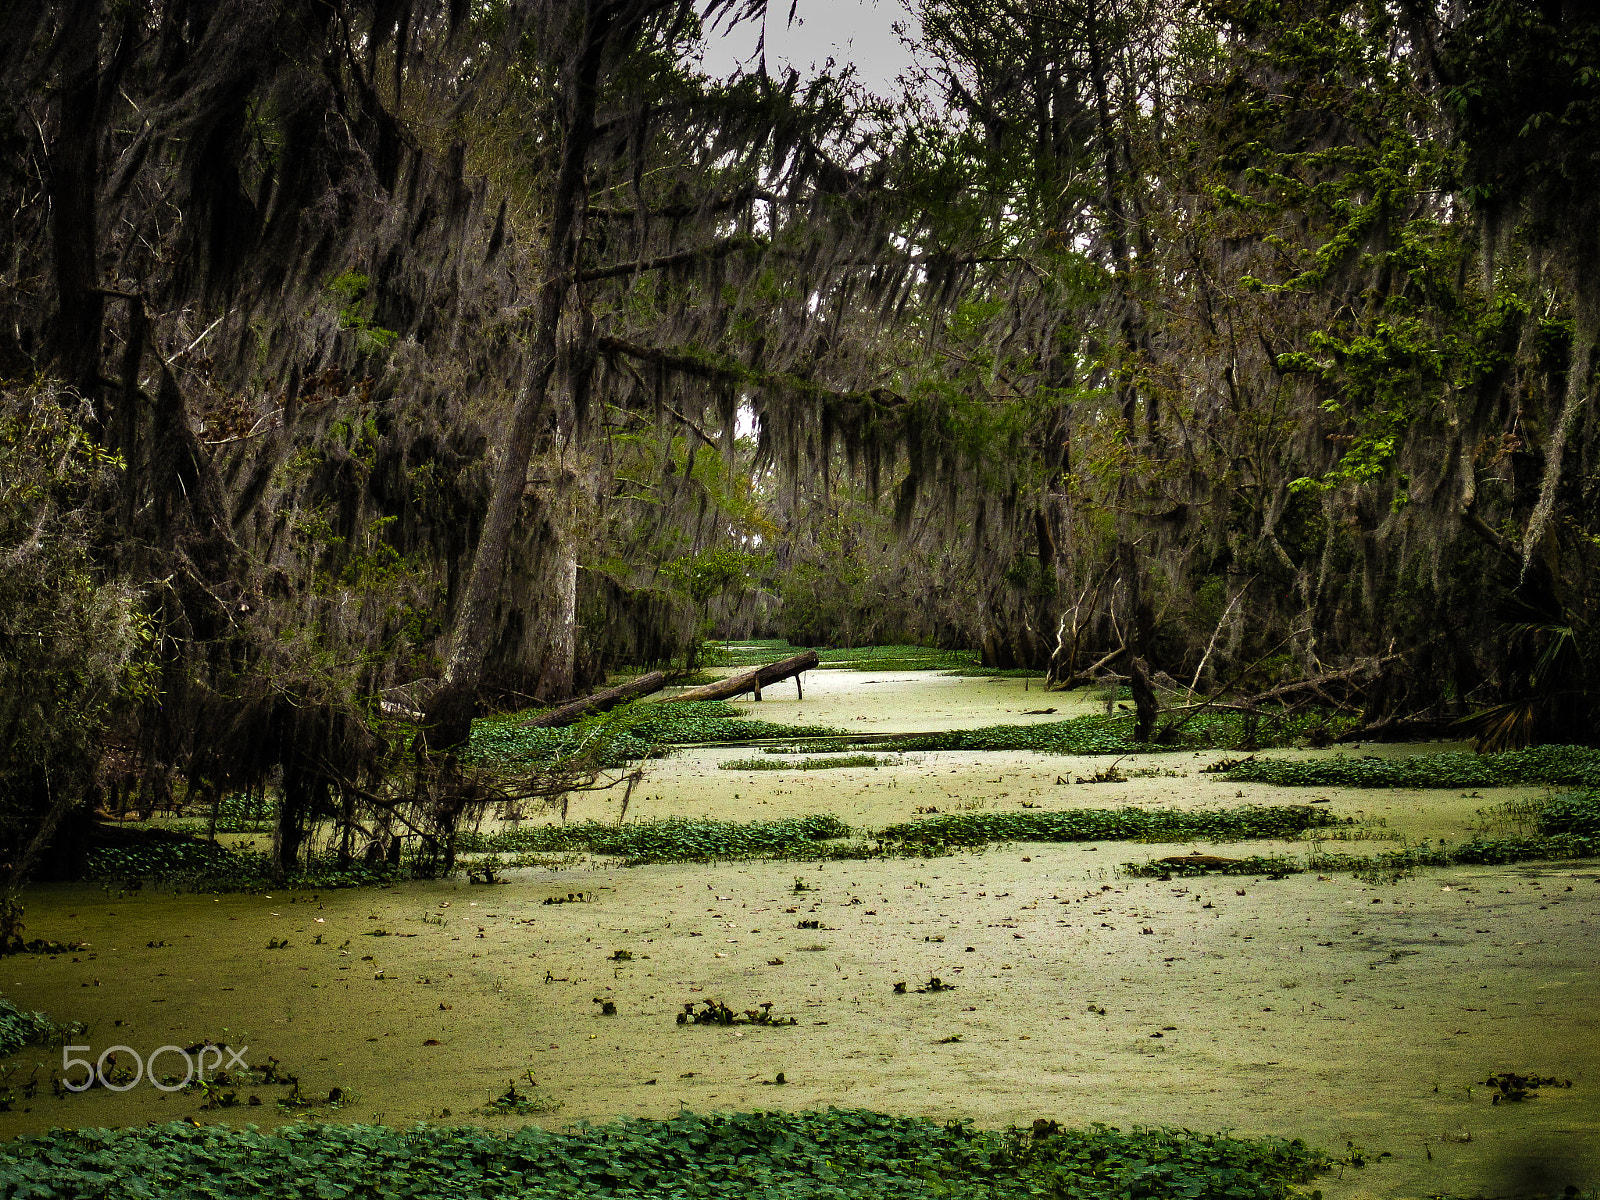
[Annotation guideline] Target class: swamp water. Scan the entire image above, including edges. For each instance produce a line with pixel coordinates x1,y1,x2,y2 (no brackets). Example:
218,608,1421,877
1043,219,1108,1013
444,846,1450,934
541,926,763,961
1,670,1596,1198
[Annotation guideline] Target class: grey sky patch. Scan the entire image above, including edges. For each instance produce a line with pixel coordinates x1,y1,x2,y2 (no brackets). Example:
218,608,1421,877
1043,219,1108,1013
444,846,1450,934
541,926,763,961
696,0,916,98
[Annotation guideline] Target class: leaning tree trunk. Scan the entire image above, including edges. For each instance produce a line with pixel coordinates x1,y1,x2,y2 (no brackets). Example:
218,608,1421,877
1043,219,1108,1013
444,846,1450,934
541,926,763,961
423,1,617,750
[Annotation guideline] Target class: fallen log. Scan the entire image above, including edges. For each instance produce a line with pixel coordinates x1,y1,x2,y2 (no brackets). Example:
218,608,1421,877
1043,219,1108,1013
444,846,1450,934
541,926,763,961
665,650,820,705
519,670,673,728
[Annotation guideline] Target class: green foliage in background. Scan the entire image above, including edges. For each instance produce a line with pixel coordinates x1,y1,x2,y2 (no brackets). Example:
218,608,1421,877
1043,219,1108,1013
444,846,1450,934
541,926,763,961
0,1109,1326,1200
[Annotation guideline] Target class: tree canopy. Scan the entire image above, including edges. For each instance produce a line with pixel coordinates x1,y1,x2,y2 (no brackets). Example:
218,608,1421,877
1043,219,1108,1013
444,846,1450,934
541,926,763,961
4,0,1600,905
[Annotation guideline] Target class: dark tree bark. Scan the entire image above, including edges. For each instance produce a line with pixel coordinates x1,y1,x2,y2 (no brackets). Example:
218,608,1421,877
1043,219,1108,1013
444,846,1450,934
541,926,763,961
47,0,107,396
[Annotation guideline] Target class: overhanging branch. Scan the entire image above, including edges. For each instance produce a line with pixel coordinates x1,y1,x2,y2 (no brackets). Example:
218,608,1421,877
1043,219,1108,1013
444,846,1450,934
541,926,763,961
578,235,767,282
596,335,907,410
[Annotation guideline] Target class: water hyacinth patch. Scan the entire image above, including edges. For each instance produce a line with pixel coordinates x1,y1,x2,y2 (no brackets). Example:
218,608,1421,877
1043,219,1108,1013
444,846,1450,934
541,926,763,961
881,805,1344,847
83,841,413,892
1223,744,1600,789
0,996,59,1057
719,754,897,771
466,702,847,766
872,709,1354,756
455,814,853,865
469,699,1354,769
0,1109,1327,1200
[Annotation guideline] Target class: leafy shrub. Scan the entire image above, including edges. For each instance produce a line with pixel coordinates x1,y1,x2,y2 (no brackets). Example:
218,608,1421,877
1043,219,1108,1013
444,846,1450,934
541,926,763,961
0,1109,1326,1200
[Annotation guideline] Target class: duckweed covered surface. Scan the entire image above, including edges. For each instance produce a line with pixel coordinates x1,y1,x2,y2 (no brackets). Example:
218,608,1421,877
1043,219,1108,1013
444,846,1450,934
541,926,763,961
0,1110,1327,1200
